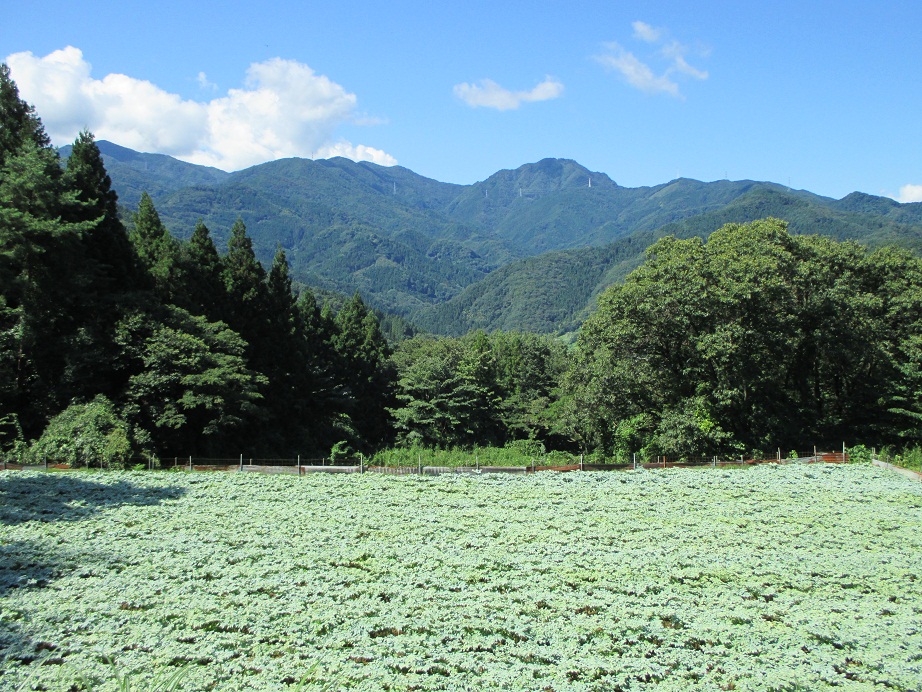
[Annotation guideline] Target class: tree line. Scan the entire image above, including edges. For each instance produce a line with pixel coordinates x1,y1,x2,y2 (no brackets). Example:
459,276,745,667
0,65,393,462
2,65,920,465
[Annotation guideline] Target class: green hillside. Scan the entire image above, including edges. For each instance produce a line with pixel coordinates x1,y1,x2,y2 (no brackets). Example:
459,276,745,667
58,140,230,210
655,187,922,252
417,187,922,335
144,157,514,314
442,163,836,255
69,143,922,334
412,238,650,335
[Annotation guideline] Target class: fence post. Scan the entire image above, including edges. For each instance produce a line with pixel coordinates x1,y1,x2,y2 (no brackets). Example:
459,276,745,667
418,454,422,475
580,454,584,471
44,455,48,471
188,455,192,472
239,454,243,472
632,453,636,471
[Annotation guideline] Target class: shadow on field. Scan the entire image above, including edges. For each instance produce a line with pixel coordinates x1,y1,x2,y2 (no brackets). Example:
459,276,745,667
0,539,68,596
0,474,187,682
0,536,98,682
0,472,186,526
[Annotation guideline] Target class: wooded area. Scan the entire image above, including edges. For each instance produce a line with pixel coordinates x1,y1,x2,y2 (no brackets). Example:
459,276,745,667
2,64,921,464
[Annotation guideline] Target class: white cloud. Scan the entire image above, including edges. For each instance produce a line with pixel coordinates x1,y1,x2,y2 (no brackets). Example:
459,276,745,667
595,43,679,97
632,21,662,43
316,141,397,166
5,46,394,171
670,54,709,81
896,184,922,203
197,71,217,91
454,76,564,111
597,22,708,98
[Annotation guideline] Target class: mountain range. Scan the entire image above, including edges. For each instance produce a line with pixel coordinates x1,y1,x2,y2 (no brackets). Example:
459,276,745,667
64,141,922,336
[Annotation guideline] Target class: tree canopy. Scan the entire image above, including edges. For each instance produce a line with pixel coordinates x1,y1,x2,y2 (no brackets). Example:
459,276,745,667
566,218,922,457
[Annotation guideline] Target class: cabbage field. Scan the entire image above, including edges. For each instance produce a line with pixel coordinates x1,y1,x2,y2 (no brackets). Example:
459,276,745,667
1,464,921,691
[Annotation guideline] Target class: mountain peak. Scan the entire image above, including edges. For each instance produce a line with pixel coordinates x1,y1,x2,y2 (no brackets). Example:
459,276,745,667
480,158,618,195
95,140,148,162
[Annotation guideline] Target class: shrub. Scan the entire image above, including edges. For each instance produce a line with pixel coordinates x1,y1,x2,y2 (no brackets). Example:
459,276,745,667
846,444,873,464
901,445,922,471
30,395,133,468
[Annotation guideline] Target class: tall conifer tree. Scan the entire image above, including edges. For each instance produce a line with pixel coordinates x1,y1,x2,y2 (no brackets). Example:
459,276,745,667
330,293,393,449
63,130,138,292
221,218,267,345
177,220,226,321
130,193,181,302
0,66,93,438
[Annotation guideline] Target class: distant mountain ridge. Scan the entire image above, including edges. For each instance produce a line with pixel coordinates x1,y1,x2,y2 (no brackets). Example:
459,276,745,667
60,142,922,335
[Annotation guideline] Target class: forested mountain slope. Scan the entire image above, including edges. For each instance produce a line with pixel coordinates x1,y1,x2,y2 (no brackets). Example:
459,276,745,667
416,187,922,335
62,140,231,210
68,143,922,333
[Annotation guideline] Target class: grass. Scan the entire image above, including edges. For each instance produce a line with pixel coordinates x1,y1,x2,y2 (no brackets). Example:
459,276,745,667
368,444,563,468
877,444,922,473
12,656,191,692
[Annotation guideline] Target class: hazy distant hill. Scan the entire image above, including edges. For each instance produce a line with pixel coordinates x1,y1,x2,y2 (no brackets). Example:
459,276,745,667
411,238,651,335
442,161,843,256
64,142,922,334
59,140,230,210
152,157,517,315
414,186,922,336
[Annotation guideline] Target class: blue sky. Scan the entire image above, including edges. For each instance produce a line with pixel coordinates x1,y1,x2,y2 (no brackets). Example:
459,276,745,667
3,1,920,201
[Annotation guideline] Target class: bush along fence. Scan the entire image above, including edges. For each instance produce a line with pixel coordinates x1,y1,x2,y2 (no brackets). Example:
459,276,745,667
870,449,922,482
0,448,864,475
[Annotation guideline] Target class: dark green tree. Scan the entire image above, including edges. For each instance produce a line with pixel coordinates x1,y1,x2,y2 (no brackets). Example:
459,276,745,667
221,218,268,347
456,330,503,444
63,130,138,291
567,218,922,456
266,246,295,322
330,292,393,450
115,305,266,455
176,220,226,321
129,192,181,302
0,64,50,168
57,131,144,403
489,331,569,444
286,287,341,451
0,68,95,440
389,336,490,447
256,247,319,452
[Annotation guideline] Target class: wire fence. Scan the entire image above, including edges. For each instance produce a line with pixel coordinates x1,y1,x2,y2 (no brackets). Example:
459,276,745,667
0,450,851,475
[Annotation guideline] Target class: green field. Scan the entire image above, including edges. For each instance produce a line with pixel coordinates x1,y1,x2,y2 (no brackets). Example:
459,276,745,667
2,464,921,691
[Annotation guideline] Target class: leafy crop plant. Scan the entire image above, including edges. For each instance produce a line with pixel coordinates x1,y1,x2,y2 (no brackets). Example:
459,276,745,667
1,464,920,690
